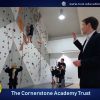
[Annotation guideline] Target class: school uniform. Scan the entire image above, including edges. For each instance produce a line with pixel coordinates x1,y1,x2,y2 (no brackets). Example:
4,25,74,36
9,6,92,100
5,66,23,89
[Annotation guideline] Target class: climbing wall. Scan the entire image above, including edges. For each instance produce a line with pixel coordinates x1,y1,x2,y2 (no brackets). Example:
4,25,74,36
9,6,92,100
0,42,34,88
0,7,51,88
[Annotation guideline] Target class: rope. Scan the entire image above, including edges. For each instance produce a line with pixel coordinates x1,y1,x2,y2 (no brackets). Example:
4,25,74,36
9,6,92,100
19,34,24,88
35,24,42,80
19,7,25,88
6,25,11,68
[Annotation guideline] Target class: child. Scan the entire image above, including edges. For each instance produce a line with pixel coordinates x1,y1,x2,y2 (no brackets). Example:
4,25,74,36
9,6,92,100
55,66,60,85
50,66,55,84
26,24,34,43
59,66,65,88
5,64,23,89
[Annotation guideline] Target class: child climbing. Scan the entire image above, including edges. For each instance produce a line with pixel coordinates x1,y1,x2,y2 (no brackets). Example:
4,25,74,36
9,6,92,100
19,23,34,50
26,23,34,43
4,64,23,89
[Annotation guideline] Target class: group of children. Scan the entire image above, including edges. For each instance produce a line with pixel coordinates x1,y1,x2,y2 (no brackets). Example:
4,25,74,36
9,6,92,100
50,58,66,88
0,59,66,89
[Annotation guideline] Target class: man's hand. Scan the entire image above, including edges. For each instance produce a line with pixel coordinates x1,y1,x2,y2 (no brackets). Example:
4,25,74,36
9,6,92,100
73,60,81,67
72,32,77,41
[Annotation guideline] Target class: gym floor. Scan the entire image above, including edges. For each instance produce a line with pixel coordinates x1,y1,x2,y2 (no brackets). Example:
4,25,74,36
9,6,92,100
27,83,80,89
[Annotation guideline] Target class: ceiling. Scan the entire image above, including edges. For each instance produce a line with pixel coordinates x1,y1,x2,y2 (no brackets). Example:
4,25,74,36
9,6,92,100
40,7,81,38
40,7,100,39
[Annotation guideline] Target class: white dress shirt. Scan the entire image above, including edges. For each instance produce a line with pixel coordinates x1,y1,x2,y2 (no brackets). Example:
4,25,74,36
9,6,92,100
83,30,96,51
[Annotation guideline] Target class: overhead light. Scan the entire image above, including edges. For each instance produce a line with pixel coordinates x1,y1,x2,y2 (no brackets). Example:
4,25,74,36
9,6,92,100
58,14,65,20
58,9,66,20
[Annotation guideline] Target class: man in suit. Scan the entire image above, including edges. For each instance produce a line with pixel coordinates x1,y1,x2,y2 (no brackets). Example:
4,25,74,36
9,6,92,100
72,16,100,88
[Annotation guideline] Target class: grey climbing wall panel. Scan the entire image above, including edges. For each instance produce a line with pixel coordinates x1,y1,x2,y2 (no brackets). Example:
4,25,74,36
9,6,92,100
0,7,51,88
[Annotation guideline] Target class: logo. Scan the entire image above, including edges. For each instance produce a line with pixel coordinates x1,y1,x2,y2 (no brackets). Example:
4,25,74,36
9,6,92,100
62,1,66,6
0,82,2,93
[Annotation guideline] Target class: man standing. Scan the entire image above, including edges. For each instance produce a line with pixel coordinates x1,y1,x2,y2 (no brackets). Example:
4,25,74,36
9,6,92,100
72,16,100,88
58,58,66,69
58,58,66,87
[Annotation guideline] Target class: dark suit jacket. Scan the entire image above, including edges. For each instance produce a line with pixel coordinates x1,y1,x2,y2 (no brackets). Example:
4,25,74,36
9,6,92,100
74,31,100,88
